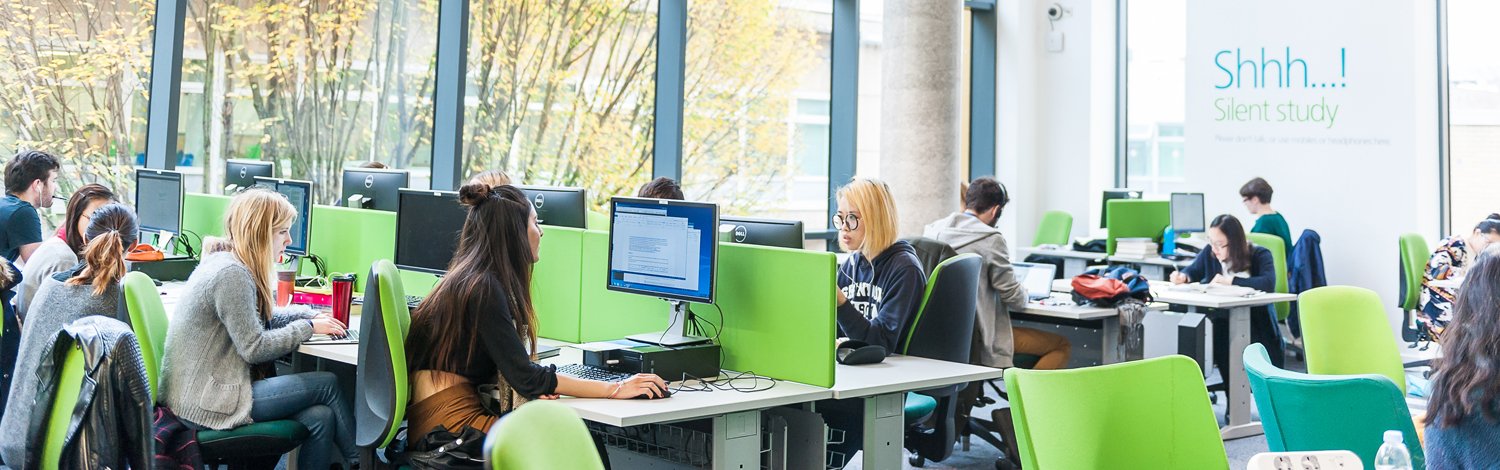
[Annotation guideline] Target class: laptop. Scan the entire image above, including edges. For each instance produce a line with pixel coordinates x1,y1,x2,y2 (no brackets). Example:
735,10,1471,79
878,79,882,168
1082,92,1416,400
1013,262,1057,302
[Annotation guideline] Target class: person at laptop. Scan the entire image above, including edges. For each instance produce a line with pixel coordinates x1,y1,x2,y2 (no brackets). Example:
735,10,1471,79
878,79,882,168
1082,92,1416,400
15,184,117,318
1170,214,1284,369
1239,177,1293,253
159,189,356,470
637,177,685,200
405,183,668,449
0,203,135,464
923,177,1071,370
834,177,925,352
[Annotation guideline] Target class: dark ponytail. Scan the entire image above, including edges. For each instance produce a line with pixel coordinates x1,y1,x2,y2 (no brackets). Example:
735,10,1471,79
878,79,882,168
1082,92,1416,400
458,182,495,207
65,204,138,296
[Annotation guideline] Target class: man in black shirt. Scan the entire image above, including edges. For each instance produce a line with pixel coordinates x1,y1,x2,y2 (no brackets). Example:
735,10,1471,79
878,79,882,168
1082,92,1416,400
0,150,60,264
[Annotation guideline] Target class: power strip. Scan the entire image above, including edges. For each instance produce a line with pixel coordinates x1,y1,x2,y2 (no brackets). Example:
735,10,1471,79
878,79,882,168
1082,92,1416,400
1246,450,1362,469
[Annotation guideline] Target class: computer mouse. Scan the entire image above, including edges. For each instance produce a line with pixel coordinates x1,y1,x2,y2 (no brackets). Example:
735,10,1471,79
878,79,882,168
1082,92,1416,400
836,340,887,365
633,388,672,399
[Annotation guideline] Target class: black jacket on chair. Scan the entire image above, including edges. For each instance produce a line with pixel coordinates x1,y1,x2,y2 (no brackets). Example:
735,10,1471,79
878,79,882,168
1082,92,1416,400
23,315,153,469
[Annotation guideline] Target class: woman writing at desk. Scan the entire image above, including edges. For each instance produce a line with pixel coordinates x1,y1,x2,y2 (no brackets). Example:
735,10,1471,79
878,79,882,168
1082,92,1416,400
1169,214,1283,369
1417,215,1500,337
404,183,666,446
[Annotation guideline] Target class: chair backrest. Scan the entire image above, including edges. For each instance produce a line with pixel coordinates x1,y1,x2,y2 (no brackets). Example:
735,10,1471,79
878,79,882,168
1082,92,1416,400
122,271,168,396
1005,355,1228,470
354,259,412,449
484,401,604,470
1247,233,1291,321
1397,233,1428,312
1298,286,1406,394
41,340,86,469
1243,344,1422,470
899,253,980,368
1032,210,1073,247
902,236,958,279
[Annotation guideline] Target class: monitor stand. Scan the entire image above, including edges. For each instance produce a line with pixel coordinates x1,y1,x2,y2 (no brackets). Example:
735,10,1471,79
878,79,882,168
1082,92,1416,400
626,300,711,347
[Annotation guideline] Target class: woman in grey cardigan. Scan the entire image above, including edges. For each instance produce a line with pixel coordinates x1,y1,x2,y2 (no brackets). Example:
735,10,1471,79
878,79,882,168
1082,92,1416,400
158,189,353,469
0,203,136,466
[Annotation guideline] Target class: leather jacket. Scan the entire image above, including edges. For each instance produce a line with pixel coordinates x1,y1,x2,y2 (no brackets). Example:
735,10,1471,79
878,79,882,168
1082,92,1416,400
23,316,152,469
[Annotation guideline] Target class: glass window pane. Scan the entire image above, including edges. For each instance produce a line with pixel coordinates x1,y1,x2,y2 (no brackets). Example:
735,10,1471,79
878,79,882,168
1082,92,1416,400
1124,0,1186,193
1448,0,1500,235
681,0,832,236
461,0,656,210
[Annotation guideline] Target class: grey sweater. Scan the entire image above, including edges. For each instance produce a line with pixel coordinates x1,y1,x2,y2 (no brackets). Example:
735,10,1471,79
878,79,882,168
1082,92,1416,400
14,237,77,319
924,212,1029,368
158,252,315,430
0,273,120,465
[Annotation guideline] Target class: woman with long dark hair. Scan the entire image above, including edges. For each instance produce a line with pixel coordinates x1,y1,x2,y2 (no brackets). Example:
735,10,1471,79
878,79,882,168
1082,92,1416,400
1426,245,1500,466
1170,214,1284,369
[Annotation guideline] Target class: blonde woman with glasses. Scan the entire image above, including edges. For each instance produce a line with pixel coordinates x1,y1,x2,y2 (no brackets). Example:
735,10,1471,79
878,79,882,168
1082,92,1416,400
833,177,925,352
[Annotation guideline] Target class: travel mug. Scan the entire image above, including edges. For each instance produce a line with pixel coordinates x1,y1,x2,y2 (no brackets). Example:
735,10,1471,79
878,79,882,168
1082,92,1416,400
276,270,296,307
331,273,355,325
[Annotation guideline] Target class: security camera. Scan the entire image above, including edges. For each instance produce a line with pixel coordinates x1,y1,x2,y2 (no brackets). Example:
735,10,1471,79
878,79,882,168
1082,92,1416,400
1046,3,1067,21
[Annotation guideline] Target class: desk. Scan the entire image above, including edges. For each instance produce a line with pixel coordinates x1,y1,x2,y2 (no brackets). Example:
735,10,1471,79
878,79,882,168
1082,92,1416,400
1019,298,1122,364
830,356,1003,470
1109,255,1194,280
1016,247,1107,277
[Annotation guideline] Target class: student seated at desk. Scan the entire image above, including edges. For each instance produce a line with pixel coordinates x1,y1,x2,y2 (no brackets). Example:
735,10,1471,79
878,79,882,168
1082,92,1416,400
1425,245,1500,467
468,168,513,187
1240,177,1293,253
405,183,666,447
158,188,355,470
833,177,924,352
1418,215,1500,336
15,184,117,318
1170,214,1285,369
637,176,685,200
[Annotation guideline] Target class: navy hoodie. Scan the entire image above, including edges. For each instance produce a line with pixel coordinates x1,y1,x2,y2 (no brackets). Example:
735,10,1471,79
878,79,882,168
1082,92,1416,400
837,240,926,352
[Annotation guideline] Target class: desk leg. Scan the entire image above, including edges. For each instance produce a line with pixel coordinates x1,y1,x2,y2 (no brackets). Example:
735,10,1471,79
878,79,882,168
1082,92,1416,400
1062,258,1087,278
1220,306,1264,440
713,411,761,470
1101,316,1121,364
861,393,905,470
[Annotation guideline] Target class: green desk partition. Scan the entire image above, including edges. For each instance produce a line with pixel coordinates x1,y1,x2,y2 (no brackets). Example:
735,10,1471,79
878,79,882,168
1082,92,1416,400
712,243,836,387
578,230,669,341
1106,200,1170,256
181,193,231,255
586,211,610,231
305,205,403,294
533,226,584,342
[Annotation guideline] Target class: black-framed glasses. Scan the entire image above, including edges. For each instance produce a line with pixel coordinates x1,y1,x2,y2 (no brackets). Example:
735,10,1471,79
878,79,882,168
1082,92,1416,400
833,213,860,231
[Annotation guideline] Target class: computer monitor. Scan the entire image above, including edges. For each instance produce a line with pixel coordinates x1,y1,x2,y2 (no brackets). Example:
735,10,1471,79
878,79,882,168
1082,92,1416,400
718,216,804,249
515,185,587,229
608,197,719,346
253,177,313,256
1170,193,1206,233
394,189,466,275
1100,189,1142,229
224,159,274,193
341,168,410,212
135,169,183,236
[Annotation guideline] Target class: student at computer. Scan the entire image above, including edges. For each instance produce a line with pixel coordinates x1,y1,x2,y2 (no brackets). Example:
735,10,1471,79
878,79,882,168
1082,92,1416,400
0,150,61,265
1170,214,1284,368
0,203,137,464
357,161,389,169
1425,245,1500,467
468,169,513,187
834,177,924,352
637,177,685,200
923,177,1071,370
1417,215,1500,336
15,184,117,318
405,183,667,444
158,188,356,470
1239,177,1293,252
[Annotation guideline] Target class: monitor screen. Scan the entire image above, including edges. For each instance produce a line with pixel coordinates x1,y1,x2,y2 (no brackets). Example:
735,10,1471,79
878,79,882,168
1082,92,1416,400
395,189,466,275
225,160,274,191
1170,193,1206,233
1100,189,1142,229
341,168,410,212
254,177,313,256
607,197,718,304
515,185,587,229
719,216,804,249
135,169,183,235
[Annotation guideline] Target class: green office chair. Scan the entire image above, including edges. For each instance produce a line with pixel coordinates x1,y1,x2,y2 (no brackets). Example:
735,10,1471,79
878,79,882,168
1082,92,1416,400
483,401,605,470
1244,343,1423,470
1398,234,1431,347
1032,210,1073,247
1005,355,1228,469
1247,233,1291,323
355,259,413,464
900,253,980,466
122,272,168,396
40,340,86,469
1298,286,1407,395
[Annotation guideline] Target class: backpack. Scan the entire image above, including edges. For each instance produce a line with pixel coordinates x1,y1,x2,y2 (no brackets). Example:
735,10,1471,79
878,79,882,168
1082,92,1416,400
1070,266,1151,307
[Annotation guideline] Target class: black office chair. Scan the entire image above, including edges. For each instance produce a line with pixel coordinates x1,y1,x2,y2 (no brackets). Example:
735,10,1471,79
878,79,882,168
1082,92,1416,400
899,253,980,466
354,260,413,468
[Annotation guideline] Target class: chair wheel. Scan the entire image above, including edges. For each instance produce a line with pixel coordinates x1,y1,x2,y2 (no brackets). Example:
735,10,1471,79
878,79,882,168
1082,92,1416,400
909,454,926,467
1209,392,1218,405
996,455,1021,470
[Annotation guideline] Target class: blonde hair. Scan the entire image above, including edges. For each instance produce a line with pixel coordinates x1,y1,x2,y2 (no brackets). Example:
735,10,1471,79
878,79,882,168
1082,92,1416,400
468,169,512,187
837,177,900,259
223,188,298,320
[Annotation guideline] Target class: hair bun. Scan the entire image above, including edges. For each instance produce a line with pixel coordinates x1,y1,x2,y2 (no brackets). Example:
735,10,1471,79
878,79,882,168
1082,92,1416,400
458,183,494,206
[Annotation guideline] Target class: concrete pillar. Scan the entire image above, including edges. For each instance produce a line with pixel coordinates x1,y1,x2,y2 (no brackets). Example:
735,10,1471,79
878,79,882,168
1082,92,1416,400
881,0,964,237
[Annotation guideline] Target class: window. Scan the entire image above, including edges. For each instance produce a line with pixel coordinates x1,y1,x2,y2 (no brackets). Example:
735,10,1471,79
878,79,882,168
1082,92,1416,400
1446,0,1500,235
1123,0,1187,192
680,0,831,235
460,0,656,210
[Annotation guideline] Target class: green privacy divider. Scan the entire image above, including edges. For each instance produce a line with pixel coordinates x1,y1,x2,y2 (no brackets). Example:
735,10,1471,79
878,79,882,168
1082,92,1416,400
712,243,836,388
578,230,669,341
306,205,402,294
1106,200,1170,256
533,226,584,342
181,194,231,255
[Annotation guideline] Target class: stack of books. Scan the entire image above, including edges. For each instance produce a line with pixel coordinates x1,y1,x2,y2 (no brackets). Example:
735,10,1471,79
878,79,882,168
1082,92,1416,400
1114,238,1159,259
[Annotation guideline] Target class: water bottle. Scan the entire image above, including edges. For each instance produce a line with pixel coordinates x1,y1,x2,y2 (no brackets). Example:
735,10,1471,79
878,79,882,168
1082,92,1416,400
1374,430,1412,470
1161,226,1177,257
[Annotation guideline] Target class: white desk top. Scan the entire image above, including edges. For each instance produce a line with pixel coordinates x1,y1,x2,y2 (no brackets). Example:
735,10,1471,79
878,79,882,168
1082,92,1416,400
1018,296,1120,321
1108,255,1195,268
1017,246,1107,261
1050,279,1295,309
830,355,1003,400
